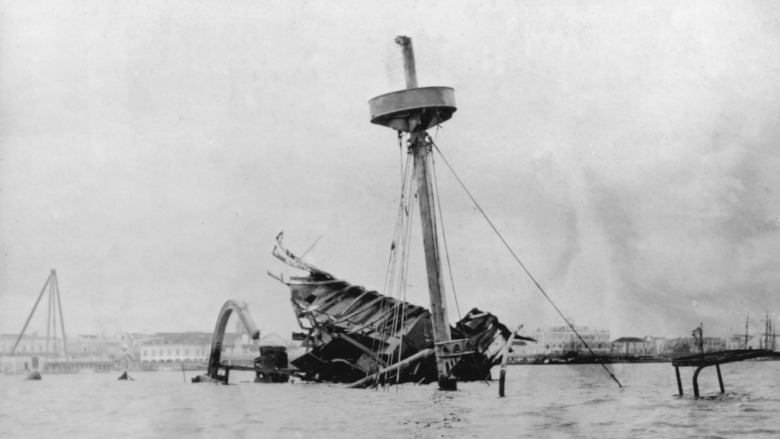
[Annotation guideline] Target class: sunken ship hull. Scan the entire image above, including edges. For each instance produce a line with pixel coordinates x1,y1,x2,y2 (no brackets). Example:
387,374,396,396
272,234,512,386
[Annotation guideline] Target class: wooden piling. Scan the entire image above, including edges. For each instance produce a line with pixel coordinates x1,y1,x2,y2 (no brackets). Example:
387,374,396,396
498,329,518,397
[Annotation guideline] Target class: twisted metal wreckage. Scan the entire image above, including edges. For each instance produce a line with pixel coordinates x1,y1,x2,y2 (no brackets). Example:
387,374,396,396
194,234,525,388
271,234,518,386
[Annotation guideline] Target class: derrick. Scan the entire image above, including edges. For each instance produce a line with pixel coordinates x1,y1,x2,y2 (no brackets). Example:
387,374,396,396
11,269,68,361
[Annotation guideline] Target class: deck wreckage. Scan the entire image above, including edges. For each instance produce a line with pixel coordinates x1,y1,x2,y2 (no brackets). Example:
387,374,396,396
193,233,523,388
270,234,518,386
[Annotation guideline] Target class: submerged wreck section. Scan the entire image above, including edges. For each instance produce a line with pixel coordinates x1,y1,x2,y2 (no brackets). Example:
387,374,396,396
270,233,513,386
193,299,305,384
672,349,780,398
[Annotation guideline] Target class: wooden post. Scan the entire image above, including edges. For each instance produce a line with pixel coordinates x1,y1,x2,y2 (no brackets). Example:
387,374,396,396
397,36,455,391
499,330,518,397
716,364,724,394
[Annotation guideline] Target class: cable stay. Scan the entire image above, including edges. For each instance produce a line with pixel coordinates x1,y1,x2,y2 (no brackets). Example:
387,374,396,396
360,35,612,391
367,140,417,388
378,135,503,389
430,141,493,383
429,138,623,389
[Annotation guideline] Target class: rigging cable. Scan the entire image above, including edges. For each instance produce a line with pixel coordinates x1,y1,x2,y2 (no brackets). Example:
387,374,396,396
371,148,414,386
429,138,623,389
299,235,323,259
395,150,418,384
394,177,416,386
375,146,417,387
384,133,411,296
430,140,487,381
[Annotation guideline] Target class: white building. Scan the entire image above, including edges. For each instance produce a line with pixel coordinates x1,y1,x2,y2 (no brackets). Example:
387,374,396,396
138,332,212,369
509,326,611,360
1,333,130,374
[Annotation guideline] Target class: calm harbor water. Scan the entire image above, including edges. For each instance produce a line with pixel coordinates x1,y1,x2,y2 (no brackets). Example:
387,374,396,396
2,361,779,438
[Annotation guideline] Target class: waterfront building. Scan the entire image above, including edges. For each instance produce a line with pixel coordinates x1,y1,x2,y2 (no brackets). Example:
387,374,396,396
0,333,132,374
221,331,302,363
1,332,133,360
509,326,611,360
1,333,61,358
656,336,727,357
610,337,655,356
138,332,213,370
136,329,301,370
222,331,262,364
701,337,727,352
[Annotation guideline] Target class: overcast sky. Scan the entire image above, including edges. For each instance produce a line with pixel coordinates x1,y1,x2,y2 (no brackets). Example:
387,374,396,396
2,0,779,341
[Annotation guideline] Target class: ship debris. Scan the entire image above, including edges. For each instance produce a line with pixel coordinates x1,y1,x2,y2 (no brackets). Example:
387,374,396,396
270,233,517,387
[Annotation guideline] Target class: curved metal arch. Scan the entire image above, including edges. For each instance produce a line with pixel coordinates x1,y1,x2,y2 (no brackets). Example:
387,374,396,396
691,363,724,398
207,300,260,379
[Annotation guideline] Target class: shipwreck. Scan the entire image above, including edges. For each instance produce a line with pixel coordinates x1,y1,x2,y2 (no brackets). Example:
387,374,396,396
195,36,531,391
270,233,514,387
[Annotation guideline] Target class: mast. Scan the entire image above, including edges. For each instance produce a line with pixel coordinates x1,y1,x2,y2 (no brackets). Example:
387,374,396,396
765,312,771,351
399,37,455,390
368,36,462,390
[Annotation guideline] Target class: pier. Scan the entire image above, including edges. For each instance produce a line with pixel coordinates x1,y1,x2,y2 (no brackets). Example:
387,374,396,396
672,349,780,398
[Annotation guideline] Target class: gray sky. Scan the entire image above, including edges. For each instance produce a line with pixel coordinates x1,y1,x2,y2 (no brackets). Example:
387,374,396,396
2,0,779,340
